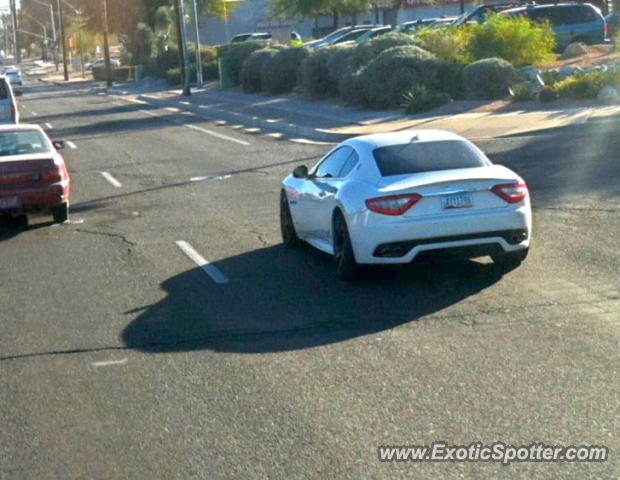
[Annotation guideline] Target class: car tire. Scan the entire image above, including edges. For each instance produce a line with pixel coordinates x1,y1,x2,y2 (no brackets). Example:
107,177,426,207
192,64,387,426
280,191,300,247
333,212,358,281
492,248,528,271
51,202,69,224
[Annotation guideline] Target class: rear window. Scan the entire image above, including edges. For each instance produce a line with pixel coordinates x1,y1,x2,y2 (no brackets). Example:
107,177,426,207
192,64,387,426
373,140,488,176
0,130,51,156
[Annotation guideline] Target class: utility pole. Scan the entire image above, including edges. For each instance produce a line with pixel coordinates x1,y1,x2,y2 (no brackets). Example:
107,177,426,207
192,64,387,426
50,1,58,70
191,0,203,88
56,0,68,80
9,0,19,63
175,0,191,96
101,0,112,87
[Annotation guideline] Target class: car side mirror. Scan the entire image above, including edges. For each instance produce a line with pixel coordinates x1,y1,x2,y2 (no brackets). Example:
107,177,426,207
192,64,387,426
293,165,309,179
52,140,65,150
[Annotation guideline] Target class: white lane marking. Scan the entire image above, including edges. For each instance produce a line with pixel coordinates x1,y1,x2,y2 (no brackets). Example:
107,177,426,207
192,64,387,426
139,109,250,146
31,111,38,116
100,171,122,188
175,240,229,284
185,124,250,146
165,107,181,112
45,122,53,129
190,173,231,182
66,141,77,149
92,358,128,367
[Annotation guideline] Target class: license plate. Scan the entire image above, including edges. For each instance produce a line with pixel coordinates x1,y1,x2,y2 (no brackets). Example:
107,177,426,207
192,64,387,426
0,196,20,209
441,193,472,210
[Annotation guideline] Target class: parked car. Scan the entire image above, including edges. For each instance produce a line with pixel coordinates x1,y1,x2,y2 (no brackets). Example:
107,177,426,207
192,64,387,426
88,58,121,70
0,76,19,124
305,24,383,49
3,67,22,86
503,3,608,49
314,27,373,49
452,3,524,26
280,130,531,279
342,25,393,44
230,32,272,43
396,17,457,33
0,124,70,223
604,11,618,35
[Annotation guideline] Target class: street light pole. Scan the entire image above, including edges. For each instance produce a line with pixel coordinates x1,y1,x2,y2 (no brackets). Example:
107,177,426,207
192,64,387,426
56,0,68,80
191,0,203,88
175,0,191,96
101,0,112,87
9,0,19,63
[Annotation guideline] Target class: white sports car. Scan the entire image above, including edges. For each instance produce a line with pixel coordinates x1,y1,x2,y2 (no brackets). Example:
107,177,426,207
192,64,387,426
280,130,531,279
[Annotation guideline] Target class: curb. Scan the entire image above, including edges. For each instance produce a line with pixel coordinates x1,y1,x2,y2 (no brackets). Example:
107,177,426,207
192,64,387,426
134,93,350,143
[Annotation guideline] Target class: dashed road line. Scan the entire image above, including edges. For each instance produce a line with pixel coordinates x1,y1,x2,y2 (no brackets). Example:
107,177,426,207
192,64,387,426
92,358,128,367
66,141,77,149
139,109,250,146
175,240,229,284
100,171,122,188
45,122,53,129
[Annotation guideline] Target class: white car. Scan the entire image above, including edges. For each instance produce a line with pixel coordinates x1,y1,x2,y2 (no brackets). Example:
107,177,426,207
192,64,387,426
280,130,531,279
4,67,22,86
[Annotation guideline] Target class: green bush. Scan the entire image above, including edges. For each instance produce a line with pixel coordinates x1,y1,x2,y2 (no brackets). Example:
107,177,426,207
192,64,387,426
301,48,335,97
92,65,133,82
165,62,219,86
337,59,365,105
553,71,618,99
359,45,443,108
222,40,271,85
353,33,419,67
463,57,516,99
415,26,472,63
241,48,279,93
438,61,465,100
466,14,556,67
261,47,310,94
148,47,180,77
187,42,218,62
509,82,537,101
402,85,450,114
540,69,561,86
326,44,356,85
538,85,559,102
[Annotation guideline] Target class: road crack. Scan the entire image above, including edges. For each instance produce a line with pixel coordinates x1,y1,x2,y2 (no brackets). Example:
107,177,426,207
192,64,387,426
75,228,137,247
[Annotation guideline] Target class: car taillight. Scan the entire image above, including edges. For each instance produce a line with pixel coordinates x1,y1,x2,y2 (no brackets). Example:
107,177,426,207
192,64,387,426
41,168,62,182
365,193,422,215
605,23,610,35
492,183,528,203
10,104,16,121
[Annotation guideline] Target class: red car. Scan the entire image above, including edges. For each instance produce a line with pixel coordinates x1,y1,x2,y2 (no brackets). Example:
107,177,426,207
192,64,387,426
0,124,71,224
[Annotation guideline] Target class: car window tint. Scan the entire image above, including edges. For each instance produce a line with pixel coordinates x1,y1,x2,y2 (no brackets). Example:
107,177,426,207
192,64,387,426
0,131,51,156
315,146,353,178
547,6,593,25
0,81,8,100
373,140,488,176
338,151,359,177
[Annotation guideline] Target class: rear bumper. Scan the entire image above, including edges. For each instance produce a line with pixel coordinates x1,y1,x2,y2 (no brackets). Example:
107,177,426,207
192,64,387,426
349,205,531,264
0,184,68,215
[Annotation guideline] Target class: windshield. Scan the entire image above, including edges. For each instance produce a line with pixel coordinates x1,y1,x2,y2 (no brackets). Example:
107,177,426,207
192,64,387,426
0,130,51,156
373,140,489,176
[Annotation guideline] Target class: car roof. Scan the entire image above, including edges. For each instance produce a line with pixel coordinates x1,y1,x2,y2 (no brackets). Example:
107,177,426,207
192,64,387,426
346,129,465,149
0,123,45,133
505,2,595,11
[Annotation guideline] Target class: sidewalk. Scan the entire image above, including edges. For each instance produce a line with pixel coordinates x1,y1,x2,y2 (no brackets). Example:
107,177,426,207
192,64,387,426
109,81,620,142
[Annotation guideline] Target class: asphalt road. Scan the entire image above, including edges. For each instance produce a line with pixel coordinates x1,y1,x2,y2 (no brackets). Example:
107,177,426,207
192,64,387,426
1,77,618,480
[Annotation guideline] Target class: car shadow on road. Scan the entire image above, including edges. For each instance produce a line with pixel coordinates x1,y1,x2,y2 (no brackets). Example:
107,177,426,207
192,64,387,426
122,245,504,354
0,216,53,241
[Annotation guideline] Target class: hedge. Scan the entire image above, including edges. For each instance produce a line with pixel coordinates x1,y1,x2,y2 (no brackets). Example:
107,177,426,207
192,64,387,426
165,61,219,86
300,48,335,97
463,57,515,100
222,40,272,86
359,45,443,108
241,48,280,93
92,65,133,82
353,33,419,68
261,47,310,94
